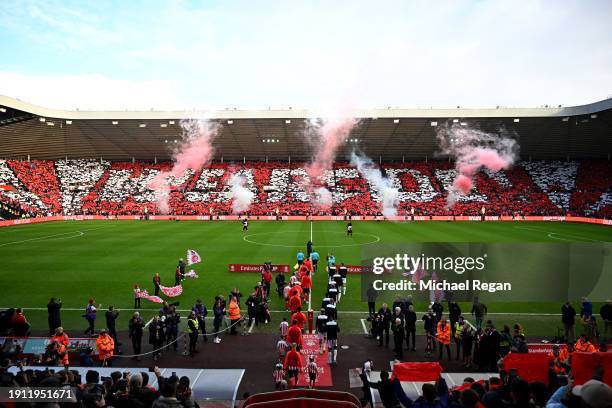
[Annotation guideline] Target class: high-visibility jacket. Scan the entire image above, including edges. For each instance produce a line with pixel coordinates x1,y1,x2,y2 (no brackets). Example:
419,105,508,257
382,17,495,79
187,318,199,334
436,322,451,345
574,339,596,352
454,323,463,340
51,333,70,347
96,334,115,361
58,344,69,366
229,300,241,320
548,349,569,374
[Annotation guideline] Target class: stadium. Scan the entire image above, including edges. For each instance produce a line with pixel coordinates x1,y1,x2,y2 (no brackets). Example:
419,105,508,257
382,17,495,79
0,2,611,408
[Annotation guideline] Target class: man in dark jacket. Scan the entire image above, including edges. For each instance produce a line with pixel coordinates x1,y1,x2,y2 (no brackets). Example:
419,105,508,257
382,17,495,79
192,299,208,343
128,312,144,359
392,318,405,360
360,370,411,408
405,305,417,352
600,299,611,341
378,304,392,347
561,301,576,343
447,301,461,337
47,298,62,336
105,306,121,353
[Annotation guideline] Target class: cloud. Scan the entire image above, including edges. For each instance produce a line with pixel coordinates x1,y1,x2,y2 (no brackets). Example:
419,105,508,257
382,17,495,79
1,0,611,109
0,71,180,110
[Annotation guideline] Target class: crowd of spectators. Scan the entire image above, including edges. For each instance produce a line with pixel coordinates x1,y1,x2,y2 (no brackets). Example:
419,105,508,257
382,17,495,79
0,159,610,218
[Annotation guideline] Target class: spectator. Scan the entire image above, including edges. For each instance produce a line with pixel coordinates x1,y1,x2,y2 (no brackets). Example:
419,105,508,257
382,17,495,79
366,283,378,315
561,301,576,343
212,297,225,344
378,303,392,347
129,312,145,359
580,297,593,319
47,297,62,336
392,317,405,360
405,304,417,352
83,298,97,336
599,299,611,342
149,315,165,361
359,370,411,408
105,306,120,352
11,308,30,337
471,297,487,330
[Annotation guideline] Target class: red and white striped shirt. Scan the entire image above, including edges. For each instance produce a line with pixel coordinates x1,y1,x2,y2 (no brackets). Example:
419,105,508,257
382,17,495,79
273,368,285,383
307,361,318,375
277,339,290,355
279,320,289,336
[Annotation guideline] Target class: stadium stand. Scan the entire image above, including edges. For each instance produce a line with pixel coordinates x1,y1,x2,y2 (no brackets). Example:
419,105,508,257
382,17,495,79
0,159,610,218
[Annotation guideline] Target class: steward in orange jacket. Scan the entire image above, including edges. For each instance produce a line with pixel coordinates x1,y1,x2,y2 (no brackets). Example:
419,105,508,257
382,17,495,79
548,345,569,374
436,318,453,360
437,320,451,345
96,329,115,366
57,343,70,368
228,297,242,335
574,335,596,352
51,327,70,347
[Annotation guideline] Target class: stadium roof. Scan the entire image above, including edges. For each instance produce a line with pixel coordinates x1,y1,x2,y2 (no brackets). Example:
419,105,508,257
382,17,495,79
0,95,611,161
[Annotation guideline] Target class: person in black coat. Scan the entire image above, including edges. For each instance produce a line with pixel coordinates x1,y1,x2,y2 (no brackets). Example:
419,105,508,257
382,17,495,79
480,322,501,372
359,371,410,408
392,318,405,360
47,298,62,336
377,304,392,347
105,306,120,352
448,301,462,336
561,301,576,343
148,315,165,361
404,304,417,351
275,272,286,297
128,312,144,359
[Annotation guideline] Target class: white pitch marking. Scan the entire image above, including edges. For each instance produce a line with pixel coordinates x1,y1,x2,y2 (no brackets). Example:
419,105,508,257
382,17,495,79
360,318,369,335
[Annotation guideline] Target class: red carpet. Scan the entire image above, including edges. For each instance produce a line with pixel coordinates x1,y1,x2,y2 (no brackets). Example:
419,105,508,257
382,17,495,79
296,334,333,387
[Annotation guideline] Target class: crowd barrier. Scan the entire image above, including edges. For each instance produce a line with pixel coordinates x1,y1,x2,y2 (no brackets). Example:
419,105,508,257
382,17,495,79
1,215,610,228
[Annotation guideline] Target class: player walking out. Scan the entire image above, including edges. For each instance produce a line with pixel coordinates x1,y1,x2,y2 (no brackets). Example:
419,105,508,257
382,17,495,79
307,356,318,388
316,308,328,354
326,318,340,365
346,222,353,237
242,218,248,231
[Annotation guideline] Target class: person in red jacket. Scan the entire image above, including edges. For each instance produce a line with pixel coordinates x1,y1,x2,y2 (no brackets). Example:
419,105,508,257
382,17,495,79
301,272,312,302
284,342,303,388
292,307,307,333
289,290,302,313
286,319,303,350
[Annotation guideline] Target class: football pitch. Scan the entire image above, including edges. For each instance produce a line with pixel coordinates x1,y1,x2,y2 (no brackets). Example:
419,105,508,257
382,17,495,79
0,220,610,337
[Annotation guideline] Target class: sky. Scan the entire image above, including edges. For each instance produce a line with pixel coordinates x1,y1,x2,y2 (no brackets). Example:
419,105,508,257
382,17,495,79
0,0,611,111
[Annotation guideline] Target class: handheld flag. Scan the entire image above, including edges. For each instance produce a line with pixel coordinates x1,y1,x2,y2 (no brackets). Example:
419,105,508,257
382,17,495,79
187,249,202,265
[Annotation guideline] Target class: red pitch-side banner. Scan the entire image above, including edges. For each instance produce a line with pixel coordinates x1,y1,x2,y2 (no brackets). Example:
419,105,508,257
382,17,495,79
228,264,290,273
503,353,551,384
571,352,612,386
392,362,443,382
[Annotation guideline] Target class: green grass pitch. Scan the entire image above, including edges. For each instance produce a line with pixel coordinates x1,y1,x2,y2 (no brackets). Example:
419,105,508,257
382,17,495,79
0,220,609,337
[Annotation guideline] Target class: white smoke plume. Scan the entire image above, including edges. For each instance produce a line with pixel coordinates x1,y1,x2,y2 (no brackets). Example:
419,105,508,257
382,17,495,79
350,152,399,218
229,173,254,214
149,119,218,213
